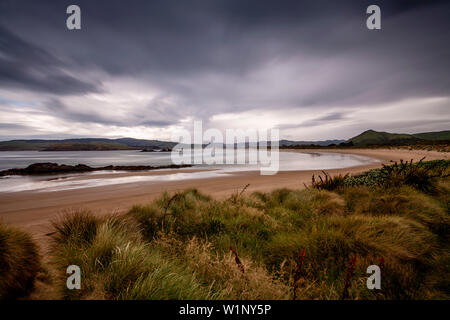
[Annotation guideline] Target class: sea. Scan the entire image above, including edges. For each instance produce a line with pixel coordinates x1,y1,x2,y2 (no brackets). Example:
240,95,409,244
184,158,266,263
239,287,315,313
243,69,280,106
0,150,378,193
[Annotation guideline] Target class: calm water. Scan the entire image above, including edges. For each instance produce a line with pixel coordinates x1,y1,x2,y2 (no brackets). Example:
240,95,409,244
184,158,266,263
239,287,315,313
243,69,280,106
0,150,174,170
0,150,378,193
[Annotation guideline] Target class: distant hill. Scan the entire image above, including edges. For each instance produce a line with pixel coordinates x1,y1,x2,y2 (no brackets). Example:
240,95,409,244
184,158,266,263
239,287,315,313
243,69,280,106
0,138,177,151
1,130,448,150
279,139,345,147
348,130,450,146
413,131,450,141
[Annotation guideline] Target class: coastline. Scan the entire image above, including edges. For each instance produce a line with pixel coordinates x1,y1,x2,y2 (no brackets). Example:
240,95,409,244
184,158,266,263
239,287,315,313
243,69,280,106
0,148,448,242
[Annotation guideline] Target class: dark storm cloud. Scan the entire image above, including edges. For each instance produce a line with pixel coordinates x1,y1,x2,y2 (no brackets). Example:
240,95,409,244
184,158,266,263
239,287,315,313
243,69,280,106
1,1,449,99
0,122,31,130
44,97,180,128
44,98,120,125
0,25,101,95
276,112,349,130
0,0,448,137
139,120,175,128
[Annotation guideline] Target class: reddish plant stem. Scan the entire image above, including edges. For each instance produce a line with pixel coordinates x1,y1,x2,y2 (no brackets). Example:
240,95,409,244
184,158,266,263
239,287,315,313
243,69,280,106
341,256,357,300
293,249,306,300
230,246,245,274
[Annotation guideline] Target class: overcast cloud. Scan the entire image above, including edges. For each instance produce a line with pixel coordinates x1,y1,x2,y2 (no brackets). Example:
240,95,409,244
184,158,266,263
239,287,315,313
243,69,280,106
0,0,449,141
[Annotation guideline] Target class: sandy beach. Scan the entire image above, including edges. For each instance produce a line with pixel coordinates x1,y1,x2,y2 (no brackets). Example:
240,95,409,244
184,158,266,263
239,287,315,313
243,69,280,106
0,148,448,243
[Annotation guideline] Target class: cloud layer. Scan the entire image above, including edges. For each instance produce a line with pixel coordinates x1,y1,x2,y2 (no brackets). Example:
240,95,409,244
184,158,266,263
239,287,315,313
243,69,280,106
0,0,449,140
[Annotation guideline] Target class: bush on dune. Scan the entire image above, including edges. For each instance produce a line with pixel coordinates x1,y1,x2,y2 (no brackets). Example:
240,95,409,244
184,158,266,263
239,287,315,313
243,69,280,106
344,159,450,192
0,223,40,299
312,159,450,193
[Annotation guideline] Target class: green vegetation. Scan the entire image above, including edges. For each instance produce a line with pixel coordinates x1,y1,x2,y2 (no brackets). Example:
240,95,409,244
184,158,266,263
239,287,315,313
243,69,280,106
1,160,448,300
1,129,448,150
347,129,450,146
413,131,450,141
0,223,41,299
349,129,416,146
0,138,176,151
42,142,134,151
46,160,450,300
315,159,450,193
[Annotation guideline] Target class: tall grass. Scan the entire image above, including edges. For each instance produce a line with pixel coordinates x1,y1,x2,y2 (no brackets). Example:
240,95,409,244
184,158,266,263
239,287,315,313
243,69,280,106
46,166,450,300
0,223,40,299
1,160,448,300
9,160,439,300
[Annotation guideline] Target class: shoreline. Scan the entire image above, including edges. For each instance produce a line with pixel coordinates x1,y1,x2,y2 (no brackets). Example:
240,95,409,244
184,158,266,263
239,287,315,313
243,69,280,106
0,148,448,242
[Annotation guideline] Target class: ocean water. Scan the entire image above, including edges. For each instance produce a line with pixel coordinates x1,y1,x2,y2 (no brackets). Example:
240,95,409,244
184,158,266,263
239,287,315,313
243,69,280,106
0,150,378,193
0,150,174,170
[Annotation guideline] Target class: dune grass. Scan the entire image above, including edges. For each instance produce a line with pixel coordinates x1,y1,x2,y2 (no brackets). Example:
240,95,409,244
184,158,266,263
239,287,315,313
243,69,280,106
0,222,41,299
2,160,448,300
47,161,450,299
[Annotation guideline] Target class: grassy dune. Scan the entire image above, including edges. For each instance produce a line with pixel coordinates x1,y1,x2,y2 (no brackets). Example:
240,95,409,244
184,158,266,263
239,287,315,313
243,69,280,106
46,160,450,300
1,160,449,300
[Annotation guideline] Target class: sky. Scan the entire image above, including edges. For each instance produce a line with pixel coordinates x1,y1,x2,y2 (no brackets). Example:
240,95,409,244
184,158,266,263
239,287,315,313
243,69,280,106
0,0,449,141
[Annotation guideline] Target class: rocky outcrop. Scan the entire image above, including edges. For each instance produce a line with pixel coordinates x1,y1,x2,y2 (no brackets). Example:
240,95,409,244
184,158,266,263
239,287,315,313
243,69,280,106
0,162,192,176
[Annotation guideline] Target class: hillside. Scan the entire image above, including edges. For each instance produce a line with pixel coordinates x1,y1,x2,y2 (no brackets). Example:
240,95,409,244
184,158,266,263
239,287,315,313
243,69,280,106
0,130,448,150
42,142,134,151
413,131,450,141
280,139,345,146
348,130,450,146
0,138,177,151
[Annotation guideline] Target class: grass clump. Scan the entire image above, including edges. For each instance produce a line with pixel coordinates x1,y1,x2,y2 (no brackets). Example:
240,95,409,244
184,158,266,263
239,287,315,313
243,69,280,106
51,213,216,299
0,223,41,299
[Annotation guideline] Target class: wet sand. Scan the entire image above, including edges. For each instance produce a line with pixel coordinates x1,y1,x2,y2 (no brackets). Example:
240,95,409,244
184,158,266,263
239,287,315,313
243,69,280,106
0,148,448,243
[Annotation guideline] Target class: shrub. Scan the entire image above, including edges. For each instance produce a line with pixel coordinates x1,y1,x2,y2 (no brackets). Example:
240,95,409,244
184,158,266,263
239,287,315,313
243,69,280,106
344,159,450,193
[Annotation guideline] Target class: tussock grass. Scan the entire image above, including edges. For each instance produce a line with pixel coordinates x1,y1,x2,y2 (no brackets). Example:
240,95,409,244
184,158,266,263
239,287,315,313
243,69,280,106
51,210,100,247
44,160,450,300
0,223,40,299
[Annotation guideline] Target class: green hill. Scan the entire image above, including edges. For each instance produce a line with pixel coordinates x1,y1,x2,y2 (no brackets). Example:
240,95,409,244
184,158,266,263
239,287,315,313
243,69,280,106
348,129,450,146
0,138,177,151
413,131,450,141
1,130,448,150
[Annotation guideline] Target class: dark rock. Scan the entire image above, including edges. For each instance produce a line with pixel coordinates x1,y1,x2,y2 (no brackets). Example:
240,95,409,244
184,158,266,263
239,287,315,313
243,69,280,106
0,162,192,176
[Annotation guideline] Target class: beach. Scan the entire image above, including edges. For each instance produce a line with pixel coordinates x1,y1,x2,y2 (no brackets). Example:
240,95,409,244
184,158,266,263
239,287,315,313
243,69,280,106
0,148,448,245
